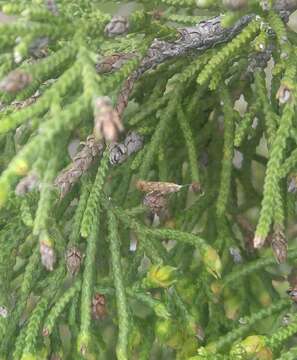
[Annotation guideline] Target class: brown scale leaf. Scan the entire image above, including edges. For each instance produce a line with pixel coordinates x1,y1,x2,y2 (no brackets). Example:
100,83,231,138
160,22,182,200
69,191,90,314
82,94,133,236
143,191,168,215
189,181,202,193
65,246,83,276
236,215,255,252
116,73,138,119
11,90,40,110
271,225,287,263
92,293,107,320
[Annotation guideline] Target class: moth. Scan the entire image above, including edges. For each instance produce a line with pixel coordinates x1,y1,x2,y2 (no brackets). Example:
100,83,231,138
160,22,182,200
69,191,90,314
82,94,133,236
136,180,182,194
136,180,183,215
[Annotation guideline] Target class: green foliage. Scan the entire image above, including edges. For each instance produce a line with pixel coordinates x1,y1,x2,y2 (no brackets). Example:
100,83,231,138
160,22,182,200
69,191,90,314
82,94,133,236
80,148,109,238
197,18,261,87
1,0,297,359
43,278,81,337
108,209,130,360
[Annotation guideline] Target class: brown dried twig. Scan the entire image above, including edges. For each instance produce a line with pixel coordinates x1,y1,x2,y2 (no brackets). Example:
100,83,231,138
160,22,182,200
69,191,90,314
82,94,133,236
136,180,184,215
112,1,296,118
54,135,104,198
271,225,287,264
54,131,143,197
96,53,136,74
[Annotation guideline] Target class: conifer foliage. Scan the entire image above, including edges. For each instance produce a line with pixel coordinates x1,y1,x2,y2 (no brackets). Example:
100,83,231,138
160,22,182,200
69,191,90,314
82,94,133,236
2,0,297,359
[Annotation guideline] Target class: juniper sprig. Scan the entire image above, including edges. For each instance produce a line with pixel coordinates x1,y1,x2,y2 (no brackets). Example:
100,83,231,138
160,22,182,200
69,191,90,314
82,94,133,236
1,0,297,359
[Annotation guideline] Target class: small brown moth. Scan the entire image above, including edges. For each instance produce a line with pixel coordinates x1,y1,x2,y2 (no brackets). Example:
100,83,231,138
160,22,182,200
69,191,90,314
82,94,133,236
135,180,182,194
271,226,287,264
136,180,184,215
